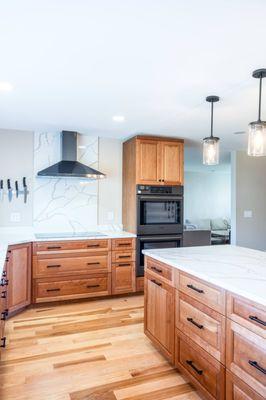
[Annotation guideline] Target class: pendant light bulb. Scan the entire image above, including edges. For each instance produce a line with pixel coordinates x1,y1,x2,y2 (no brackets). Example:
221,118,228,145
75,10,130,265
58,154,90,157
247,69,266,157
203,95,220,165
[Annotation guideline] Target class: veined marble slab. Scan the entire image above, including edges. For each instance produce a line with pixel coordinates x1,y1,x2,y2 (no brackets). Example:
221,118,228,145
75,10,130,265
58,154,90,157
0,227,135,276
143,245,266,306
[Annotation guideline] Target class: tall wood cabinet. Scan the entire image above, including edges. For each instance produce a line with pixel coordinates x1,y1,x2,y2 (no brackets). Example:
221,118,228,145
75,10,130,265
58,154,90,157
123,135,184,233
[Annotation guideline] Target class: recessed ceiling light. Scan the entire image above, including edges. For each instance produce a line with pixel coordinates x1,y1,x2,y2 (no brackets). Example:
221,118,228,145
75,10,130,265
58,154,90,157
112,115,125,122
0,81,13,91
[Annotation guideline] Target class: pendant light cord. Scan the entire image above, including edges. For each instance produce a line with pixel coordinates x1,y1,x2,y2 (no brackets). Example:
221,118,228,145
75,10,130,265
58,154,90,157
210,101,214,138
258,74,262,122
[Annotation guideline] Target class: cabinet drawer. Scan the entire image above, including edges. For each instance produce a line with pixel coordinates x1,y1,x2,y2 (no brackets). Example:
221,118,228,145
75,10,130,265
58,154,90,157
34,240,110,253
111,262,135,294
227,293,266,338
145,257,173,284
179,272,225,314
34,275,110,302
226,371,264,400
175,329,225,400
176,291,226,363
226,320,266,398
34,254,110,278
112,250,135,263
111,238,135,251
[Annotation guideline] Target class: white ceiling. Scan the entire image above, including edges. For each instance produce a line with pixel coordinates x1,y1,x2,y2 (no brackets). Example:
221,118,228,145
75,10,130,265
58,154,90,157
0,0,266,171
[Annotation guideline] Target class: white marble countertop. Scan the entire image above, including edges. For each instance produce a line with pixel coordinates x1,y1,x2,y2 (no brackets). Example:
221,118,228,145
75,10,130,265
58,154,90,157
143,245,266,306
0,228,136,277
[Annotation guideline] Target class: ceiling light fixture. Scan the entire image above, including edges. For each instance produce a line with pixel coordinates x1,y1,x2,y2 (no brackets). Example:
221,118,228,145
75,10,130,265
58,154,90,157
203,95,220,165
112,115,125,122
0,81,13,91
247,68,266,157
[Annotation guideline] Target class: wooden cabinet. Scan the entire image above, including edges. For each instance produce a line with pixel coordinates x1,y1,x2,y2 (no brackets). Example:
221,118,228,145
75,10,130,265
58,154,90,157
226,371,265,400
144,271,175,362
7,243,31,314
135,137,184,186
123,135,184,233
111,238,136,295
0,260,8,356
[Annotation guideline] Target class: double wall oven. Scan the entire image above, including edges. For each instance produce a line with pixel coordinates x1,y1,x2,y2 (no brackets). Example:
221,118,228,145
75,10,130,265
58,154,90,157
136,185,183,277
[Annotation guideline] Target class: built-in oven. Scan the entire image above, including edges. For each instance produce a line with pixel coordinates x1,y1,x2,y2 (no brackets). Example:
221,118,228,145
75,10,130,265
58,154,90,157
136,185,183,235
136,234,183,277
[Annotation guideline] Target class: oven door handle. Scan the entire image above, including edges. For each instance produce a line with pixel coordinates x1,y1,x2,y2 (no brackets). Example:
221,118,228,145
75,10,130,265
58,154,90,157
138,236,183,241
138,195,183,201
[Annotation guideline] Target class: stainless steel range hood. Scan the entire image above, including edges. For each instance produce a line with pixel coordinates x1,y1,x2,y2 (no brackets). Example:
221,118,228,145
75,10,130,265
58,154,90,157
37,131,105,179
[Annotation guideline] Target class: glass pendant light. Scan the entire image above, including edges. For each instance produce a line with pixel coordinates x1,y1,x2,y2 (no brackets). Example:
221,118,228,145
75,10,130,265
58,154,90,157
203,95,220,165
247,69,266,157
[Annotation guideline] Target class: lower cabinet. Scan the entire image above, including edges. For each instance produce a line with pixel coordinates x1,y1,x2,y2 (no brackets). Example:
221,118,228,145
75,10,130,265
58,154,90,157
226,371,265,400
175,329,225,400
111,262,135,294
144,271,175,362
7,243,32,315
1,260,8,357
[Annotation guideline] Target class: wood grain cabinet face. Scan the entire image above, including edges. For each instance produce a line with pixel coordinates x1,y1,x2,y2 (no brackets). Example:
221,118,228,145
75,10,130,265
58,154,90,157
111,262,135,294
226,371,265,400
160,141,183,185
146,257,173,284
136,139,160,184
176,291,226,363
226,320,266,398
144,272,175,362
175,329,225,400
7,243,31,314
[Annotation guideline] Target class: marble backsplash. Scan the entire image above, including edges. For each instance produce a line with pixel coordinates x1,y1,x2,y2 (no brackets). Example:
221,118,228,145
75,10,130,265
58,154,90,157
33,132,100,233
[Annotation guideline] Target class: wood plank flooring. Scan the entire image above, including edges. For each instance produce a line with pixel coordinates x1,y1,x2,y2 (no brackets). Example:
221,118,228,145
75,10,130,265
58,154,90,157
0,295,200,400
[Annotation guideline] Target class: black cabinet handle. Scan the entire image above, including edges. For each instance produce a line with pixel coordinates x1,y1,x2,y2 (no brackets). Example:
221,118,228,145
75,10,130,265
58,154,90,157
87,244,100,248
1,291,7,299
87,262,100,265
1,310,8,321
46,288,60,292
47,264,61,268
151,279,162,287
248,360,266,375
151,266,163,273
187,317,204,330
118,255,130,259
187,284,204,294
118,243,131,247
1,278,8,287
2,271,7,277
0,337,6,348
249,315,266,327
117,263,131,267
186,360,203,375
86,284,100,288
47,246,62,250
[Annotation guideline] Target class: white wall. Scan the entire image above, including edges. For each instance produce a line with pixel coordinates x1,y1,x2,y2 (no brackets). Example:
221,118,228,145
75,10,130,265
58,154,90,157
231,150,266,251
184,171,231,222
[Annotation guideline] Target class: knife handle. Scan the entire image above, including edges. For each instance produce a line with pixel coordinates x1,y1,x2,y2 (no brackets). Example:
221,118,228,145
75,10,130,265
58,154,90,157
7,179,11,190
23,177,26,187
15,181,18,191
0,180,3,189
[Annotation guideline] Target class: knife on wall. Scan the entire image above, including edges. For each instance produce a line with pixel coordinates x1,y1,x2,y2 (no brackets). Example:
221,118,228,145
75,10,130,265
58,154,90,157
0,180,3,201
22,177,28,203
15,181,19,198
7,179,12,202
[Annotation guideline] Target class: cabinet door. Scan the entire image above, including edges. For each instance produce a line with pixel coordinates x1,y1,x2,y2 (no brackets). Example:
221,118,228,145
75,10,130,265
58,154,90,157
144,272,174,361
160,141,183,185
136,139,161,184
8,243,32,314
111,262,135,294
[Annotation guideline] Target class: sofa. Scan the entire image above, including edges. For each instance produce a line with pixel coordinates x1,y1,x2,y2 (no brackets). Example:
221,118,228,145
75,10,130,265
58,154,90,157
185,218,231,245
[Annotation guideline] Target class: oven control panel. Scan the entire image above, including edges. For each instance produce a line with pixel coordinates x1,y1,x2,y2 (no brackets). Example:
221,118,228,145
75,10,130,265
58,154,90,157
137,185,183,195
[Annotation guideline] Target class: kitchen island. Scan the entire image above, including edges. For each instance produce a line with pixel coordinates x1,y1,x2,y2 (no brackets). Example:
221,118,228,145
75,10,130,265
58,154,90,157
143,245,266,400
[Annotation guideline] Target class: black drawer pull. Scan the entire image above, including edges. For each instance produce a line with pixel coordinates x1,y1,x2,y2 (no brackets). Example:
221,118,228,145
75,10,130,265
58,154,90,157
86,284,100,288
1,278,9,287
118,263,131,267
187,317,204,329
118,243,131,246
47,246,62,250
47,264,61,268
186,360,203,375
249,315,266,327
118,255,131,259
248,360,266,375
87,244,100,248
187,284,204,294
87,262,100,265
2,271,7,277
1,291,7,299
151,279,162,287
151,266,163,273
0,337,6,348
46,288,60,292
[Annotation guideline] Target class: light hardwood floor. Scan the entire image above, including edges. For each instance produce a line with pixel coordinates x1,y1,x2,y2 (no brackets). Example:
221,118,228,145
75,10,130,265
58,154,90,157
0,294,200,400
